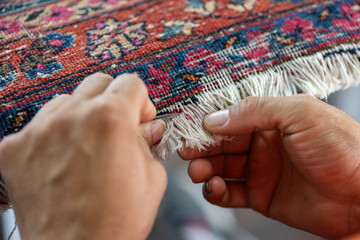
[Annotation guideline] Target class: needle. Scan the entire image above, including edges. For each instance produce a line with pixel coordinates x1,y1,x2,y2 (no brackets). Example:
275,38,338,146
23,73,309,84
154,113,179,120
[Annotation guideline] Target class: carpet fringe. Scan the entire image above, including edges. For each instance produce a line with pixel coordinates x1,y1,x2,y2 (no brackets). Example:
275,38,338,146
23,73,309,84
152,43,360,161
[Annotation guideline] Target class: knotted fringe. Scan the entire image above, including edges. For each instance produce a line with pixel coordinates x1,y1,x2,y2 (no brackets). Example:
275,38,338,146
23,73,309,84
1,44,360,210
152,43,360,161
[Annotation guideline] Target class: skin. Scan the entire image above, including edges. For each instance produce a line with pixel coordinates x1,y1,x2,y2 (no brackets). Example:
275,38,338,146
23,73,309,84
179,95,360,239
0,73,167,240
346,233,360,240
1,72,360,239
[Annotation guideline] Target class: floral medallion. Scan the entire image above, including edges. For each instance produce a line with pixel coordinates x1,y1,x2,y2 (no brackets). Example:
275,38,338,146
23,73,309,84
86,18,147,60
32,32,76,54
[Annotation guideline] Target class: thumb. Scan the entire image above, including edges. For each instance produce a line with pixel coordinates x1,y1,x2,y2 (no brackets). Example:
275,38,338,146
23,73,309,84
140,120,166,147
203,95,321,135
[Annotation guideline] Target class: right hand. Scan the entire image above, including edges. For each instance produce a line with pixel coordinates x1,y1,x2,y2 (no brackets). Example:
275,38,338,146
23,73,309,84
0,73,167,240
179,95,360,239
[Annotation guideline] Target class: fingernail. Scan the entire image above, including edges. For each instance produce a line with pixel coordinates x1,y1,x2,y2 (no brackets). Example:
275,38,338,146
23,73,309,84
205,181,211,193
151,120,166,144
205,109,229,128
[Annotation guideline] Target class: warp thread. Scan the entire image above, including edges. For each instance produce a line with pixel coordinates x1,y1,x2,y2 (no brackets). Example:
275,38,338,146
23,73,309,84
152,43,360,160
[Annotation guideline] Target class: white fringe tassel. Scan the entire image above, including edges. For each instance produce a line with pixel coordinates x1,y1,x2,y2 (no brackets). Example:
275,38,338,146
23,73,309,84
152,43,360,160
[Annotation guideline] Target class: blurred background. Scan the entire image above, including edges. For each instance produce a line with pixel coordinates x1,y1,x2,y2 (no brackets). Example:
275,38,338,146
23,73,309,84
2,85,360,240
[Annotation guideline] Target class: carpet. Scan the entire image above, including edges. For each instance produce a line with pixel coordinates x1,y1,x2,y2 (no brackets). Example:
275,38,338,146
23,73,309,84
1,0,360,159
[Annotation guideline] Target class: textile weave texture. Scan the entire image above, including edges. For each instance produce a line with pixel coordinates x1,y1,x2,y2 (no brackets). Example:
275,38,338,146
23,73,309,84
1,0,360,159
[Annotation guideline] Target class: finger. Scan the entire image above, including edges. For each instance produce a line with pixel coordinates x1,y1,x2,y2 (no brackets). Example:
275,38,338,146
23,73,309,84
188,154,247,183
0,134,19,169
139,120,166,147
203,176,248,208
343,233,360,240
34,94,71,119
246,130,282,215
72,72,113,99
178,134,252,160
103,74,156,123
202,95,323,135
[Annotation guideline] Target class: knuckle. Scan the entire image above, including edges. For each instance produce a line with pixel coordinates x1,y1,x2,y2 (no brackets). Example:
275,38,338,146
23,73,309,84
241,96,262,113
47,113,71,133
87,99,129,128
90,99,119,117
0,133,27,170
296,95,319,115
231,96,261,118
279,95,321,132
284,133,302,148
53,94,71,103
120,73,142,83
0,135,16,158
91,72,113,82
121,73,148,97
82,72,113,86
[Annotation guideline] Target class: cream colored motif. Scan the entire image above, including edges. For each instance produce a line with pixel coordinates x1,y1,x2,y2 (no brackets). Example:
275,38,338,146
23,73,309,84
184,0,216,15
227,0,256,12
86,18,147,60
2,0,129,41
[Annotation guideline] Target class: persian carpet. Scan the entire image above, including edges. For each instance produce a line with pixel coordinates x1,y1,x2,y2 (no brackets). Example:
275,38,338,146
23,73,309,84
1,0,360,159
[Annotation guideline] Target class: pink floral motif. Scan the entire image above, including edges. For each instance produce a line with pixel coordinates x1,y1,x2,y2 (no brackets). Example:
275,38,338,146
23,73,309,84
0,20,22,35
184,47,224,74
36,63,45,71
147,64,173,96
245,45,269,59
244,25,271,60
41,6,73,22
49,39,64,47
246,30,262,40
246,23,275,41
281,16,316,42
89,0,122,5
332,4,360,32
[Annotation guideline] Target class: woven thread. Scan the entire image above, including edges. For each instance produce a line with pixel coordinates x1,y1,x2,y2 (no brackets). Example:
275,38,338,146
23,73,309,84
0,0,360,205
152,43,360,160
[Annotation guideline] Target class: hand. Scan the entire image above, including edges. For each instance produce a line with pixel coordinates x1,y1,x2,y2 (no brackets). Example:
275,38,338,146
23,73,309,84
0,73,167,240
179,95,360,238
